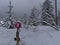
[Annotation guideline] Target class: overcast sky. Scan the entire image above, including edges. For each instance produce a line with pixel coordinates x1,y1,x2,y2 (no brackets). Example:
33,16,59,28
0,0,60,18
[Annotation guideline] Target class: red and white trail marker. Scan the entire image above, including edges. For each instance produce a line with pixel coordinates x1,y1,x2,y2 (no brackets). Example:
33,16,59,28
15,22,21,29
14,22,21,45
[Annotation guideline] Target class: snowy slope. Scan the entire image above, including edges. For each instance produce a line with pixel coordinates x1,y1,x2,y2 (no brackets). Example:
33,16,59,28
0,26,60,45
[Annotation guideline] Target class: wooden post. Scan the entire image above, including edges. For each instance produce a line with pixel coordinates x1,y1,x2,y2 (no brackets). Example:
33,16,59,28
15,22,21,45
16,28,20,45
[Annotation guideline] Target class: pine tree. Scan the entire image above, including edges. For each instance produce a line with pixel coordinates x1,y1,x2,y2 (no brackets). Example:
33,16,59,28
29,7,38,26
41,0,54,25
58,11,60,27
7,1,14,28
23,13,28,25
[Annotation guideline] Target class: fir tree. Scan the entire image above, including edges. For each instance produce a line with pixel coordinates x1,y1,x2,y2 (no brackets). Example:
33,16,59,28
29,7,38,26
58,11,60,27
7,1,14,28
41,0,54,25
23,13,27,25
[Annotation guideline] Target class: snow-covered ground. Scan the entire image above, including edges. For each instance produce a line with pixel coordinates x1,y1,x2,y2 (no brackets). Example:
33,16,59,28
0,26,60,45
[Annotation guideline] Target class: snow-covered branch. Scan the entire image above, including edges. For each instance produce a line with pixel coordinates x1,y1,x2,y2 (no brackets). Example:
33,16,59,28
47,13,57,27
43,21,59,31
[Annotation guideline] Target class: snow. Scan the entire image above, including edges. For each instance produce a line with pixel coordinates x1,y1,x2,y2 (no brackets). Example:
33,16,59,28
0,26,60,45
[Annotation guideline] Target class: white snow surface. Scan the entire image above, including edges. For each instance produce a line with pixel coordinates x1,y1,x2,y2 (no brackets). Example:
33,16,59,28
0,25,60,45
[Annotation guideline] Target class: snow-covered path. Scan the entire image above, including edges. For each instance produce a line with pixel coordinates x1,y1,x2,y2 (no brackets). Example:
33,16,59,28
0,26,60,45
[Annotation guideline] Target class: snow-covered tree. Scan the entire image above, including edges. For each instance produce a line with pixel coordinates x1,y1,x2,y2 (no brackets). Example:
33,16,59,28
57,11,60,27
20,13,28,25
41,0,54,25
29,7,39,26
2,1,16,29
7,1,15,28
23,13,28,25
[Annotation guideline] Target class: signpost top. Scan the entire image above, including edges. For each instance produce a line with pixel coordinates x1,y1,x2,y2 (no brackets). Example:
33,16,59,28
15,22,21,29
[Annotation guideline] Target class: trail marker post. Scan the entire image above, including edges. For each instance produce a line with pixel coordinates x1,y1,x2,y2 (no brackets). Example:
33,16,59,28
15,22,21,45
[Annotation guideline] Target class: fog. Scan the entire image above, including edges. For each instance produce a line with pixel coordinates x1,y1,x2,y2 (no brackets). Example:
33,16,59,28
0,0,60,18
